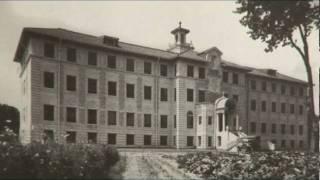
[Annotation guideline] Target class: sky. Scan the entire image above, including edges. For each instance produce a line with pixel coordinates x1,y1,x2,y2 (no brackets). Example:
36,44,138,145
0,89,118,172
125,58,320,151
0,1,319,114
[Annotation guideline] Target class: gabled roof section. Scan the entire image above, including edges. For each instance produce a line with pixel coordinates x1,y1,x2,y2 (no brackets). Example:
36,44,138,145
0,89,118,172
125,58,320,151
199,46,223,56
177,49,206,62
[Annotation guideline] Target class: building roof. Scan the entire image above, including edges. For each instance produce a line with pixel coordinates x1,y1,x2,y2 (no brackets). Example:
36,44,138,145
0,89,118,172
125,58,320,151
248,69,308,85
14,27,307,85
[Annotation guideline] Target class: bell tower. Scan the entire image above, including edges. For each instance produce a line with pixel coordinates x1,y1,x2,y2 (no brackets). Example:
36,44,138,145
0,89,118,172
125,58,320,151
168,22,193,53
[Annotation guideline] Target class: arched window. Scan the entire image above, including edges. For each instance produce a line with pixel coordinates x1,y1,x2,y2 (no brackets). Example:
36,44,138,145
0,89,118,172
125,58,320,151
187,111,193,129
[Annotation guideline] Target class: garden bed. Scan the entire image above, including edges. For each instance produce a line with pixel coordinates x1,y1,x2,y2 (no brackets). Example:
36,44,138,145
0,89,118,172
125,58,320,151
176,151,320,180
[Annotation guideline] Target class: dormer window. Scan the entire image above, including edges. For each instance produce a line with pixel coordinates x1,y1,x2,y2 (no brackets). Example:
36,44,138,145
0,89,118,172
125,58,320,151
101,35,119,47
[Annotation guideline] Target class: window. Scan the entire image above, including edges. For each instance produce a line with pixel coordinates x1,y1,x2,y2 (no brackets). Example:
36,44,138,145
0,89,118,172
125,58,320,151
299,105,303,115
208,136,212,147
44,72,54,88
218,113,223,132
66,107,76,122
187,111,193,129
272,124,277,134
160,88,168,101
198,136,201,146
108,133,116,145
299,125,303,135
281,124,286,134
88,132,97,144
251,100,256,111
187,136,194,146
144,86,152,100
232,73,239,85
66,131,76,143
87,109,97,124
108,81,117,96
67,48,76,62
281,103,286,113
108,111,117,125
126,113,134,127
144,62,152,74
107,55,116,68
88,52,97,66
144,135,152,145
290,125,295,135
232,95,239,102
126,84,135,98
251,80,256,90
187,65,194,77
299,87,304,96
290,104,295,114
160,136,167,146
281,85,286,95
199,67,206,79
261,123,266,134
44,43,54,58
198,116,202,125
299,141,304,148
218,136,222,146
126,58,135,72
160,115,167,128
290,140,295,148
261,101,267,112
198,90,205,102
43,130,54,142
88,78,97,94
222,71,228,83
262,81,267,91
126,134,134,145
66,75,76,91
187,89,194,102
160,64,167,76
250,122,256,133
208,116,212,125
290,87,295,96
281,140,286,148
174,88,176,101
174,115,176,128
271,102,277,113
144,114,152,127
271,83,277,93
44,104,54,121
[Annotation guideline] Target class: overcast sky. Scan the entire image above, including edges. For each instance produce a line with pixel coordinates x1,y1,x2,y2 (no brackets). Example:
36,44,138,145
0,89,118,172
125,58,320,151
0,1,319,114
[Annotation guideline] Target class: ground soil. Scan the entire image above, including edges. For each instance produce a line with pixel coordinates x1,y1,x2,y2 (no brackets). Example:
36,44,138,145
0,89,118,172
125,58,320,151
119,148,203,180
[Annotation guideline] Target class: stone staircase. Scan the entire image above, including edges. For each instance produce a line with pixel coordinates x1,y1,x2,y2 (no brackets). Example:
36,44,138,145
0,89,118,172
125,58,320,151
225,131,256,152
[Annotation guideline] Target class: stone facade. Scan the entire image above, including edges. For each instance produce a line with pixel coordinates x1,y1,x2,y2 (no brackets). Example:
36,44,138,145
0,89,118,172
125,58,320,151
14,25,309,151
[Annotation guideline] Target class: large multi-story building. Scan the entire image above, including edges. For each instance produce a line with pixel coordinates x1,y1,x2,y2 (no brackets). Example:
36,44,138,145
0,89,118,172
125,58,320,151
14,23,310,150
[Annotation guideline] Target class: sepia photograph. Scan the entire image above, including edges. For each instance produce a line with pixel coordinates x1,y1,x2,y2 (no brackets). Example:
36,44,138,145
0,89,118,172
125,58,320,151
0,1,319,179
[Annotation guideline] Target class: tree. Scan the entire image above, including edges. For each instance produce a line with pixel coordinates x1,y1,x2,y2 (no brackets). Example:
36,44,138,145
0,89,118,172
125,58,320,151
234,0,319,152
0,104,20,134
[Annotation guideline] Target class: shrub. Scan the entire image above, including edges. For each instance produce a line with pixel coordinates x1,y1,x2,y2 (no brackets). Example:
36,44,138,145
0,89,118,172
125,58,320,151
0,131,122,179
177,151,320,180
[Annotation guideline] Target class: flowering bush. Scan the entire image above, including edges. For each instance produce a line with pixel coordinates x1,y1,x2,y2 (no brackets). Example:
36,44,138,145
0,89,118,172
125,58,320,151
177,151,320,180
0,130,122,179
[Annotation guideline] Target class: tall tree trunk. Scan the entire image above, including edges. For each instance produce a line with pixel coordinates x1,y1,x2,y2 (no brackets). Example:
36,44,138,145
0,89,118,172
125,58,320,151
289,25,318,152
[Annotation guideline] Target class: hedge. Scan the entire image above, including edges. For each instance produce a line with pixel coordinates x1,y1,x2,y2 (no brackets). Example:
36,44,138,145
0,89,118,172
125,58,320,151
0,128,122,179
